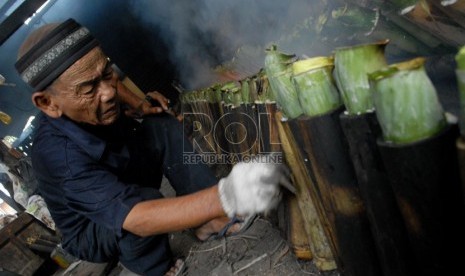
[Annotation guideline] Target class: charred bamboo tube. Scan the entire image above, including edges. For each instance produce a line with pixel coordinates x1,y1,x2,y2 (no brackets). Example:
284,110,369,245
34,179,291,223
288,107,381,276
215,82,240,157
370,57,447,144
276,112,336,271
231,103,259,158
230,84,249,157
333,40,389,115
254,72,281,153
239,103,259,156
207,87,227,155
231,79,259,157
286,194,313,261
192,90,217,154
377,123,465,276
257,102,281,154
339,111,415,276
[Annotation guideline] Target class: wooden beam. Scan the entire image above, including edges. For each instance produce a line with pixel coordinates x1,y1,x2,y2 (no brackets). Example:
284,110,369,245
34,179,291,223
0,188,23,212
0,0,48,45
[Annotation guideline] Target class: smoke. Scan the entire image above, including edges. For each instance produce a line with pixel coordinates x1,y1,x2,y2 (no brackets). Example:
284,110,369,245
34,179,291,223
129,0,317,90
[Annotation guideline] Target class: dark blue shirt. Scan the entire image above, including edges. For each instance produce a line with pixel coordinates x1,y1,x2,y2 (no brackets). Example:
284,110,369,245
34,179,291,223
32,114,147,243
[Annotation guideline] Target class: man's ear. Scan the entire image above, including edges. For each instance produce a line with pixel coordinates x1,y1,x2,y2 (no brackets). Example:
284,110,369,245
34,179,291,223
31,91,62,118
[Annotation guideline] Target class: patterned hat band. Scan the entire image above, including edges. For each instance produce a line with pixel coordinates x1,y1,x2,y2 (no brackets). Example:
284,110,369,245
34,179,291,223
15,19,99,91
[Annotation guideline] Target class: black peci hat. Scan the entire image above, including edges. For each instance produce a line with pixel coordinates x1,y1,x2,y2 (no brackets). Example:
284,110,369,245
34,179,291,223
15,18,99,91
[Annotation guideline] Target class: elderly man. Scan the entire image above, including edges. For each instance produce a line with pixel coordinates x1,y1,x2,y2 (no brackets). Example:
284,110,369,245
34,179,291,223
15,18,287,275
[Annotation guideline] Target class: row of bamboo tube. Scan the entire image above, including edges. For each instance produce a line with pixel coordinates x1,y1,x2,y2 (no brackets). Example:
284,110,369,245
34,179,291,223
179,2,465,275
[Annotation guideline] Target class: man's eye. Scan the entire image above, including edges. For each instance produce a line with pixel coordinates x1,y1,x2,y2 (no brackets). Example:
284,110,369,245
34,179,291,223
103,70,114,80
82,88,95,95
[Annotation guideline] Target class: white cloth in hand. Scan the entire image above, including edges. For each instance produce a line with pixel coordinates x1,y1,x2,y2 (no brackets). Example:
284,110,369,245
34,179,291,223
218,161,288,218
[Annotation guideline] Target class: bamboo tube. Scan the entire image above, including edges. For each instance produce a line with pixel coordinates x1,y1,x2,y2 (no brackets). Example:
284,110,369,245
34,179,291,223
339,111,415,276
275,112,337,271
206,87,227,155
257,103,281,154
192,90,217,154
210,82,237,156
288,107,382,276
286,194,313,261
377,123,465,276
219,101,234,156
252,71,281,154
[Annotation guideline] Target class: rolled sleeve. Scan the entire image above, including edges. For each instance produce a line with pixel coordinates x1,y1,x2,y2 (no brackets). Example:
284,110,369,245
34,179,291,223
64,148,144,237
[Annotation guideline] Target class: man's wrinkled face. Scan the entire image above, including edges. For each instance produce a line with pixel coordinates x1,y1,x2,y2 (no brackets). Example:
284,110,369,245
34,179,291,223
48,47,120,126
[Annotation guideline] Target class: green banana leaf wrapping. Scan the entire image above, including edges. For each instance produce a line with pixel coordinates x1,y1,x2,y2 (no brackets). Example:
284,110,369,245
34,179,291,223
370,57,447,144
292,56,342,117
456,46,465,134
255,71,275,103
240,79,251,104
334,40,389,115
264,45,303,119
221,81,240,106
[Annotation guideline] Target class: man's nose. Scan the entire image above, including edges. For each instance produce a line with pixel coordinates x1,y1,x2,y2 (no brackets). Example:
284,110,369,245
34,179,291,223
99,79,117,102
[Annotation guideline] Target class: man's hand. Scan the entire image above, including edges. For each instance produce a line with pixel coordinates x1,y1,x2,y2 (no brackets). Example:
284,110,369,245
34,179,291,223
125,91,172,117
142,91,171,113
218,160,289,218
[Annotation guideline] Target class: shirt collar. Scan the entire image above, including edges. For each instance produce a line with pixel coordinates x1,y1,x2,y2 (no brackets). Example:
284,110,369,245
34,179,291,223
46,115,107,161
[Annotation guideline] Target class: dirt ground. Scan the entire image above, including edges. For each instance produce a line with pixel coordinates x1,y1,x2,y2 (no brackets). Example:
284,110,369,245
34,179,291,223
169,216,340,276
